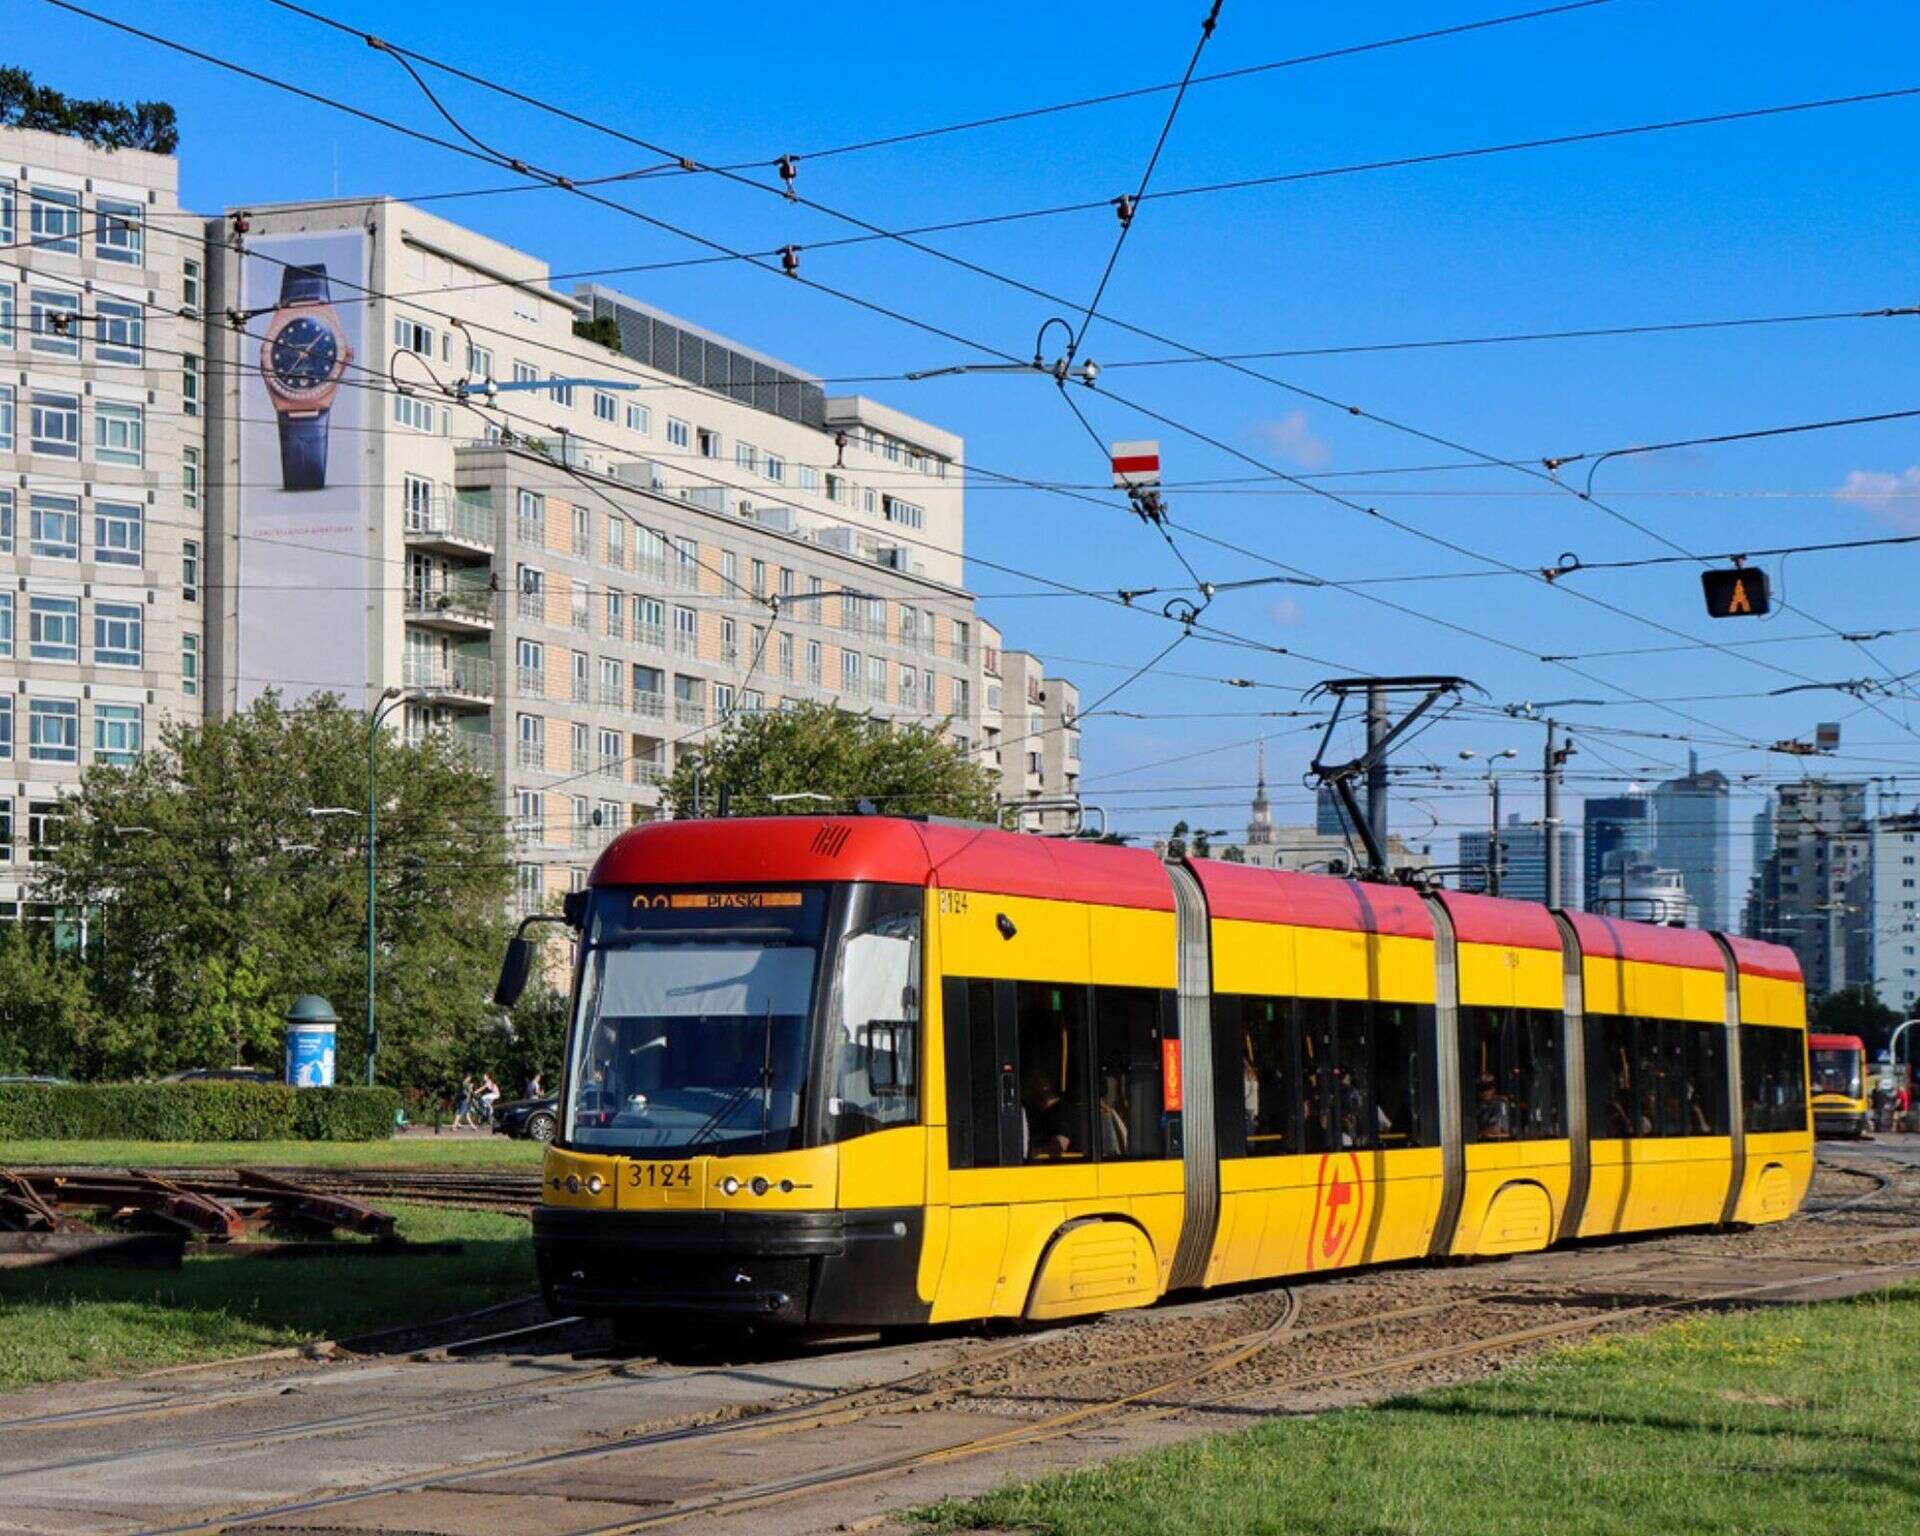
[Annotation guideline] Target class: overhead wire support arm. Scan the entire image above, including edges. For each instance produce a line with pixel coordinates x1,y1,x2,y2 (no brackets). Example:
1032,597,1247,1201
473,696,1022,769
1304,676,1482,881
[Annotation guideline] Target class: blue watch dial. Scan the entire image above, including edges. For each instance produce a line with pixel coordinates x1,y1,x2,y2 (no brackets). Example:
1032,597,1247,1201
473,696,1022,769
270,316,340,391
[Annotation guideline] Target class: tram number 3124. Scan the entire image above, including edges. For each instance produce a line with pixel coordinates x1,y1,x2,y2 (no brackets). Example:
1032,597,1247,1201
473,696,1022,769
628,1163,695,1189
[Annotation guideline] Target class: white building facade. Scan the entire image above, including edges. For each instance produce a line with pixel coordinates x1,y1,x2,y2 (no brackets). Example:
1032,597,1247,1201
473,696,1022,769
1,125,206,920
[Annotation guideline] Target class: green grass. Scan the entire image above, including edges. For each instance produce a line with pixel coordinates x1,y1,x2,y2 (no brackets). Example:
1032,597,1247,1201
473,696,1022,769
0,1136,544,1170
918,1285,1920,1536
0,1204,535,1389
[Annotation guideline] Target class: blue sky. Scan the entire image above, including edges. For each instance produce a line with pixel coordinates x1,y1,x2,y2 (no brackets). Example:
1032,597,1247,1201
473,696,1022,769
21,0,1920,880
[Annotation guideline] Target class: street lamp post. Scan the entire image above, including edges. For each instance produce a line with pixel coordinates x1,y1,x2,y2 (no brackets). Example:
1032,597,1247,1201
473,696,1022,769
1459,748,1519,896
365,687,412,1085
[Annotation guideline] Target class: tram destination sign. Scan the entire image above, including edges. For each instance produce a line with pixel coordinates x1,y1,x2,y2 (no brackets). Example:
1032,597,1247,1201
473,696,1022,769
631,891,806,910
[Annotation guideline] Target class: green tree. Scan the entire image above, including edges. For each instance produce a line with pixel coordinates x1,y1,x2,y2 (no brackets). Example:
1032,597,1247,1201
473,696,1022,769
32,695,511,1088
0,923,97,1077
664,702,996,821
0,68,178,153
571,315,623,353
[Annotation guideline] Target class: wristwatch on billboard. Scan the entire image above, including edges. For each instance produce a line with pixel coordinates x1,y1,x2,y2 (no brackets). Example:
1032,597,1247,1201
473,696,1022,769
259,264,352,492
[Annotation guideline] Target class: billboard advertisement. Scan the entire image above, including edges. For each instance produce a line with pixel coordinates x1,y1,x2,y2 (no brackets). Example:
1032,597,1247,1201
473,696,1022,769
236,230,372,707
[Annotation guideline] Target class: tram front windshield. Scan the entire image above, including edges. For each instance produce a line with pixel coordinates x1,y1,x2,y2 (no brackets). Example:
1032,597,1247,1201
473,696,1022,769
1810,1048,1862,1099
565,889,828,1155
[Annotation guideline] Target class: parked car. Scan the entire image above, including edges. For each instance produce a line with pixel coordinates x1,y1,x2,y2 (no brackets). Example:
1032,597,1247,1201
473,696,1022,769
492,1094,558,1142
159,1067,280,1084
0,1074,70,1085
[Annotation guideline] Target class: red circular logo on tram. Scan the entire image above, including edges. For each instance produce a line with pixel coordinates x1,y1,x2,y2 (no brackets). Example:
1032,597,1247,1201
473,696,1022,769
1308,1151,1366,1270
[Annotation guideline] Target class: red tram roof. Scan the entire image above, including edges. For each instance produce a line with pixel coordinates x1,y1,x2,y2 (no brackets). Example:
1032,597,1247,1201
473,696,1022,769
1185,859,1434,939
589,817,1175,911
1809,1033,1865,1052
1434,890,1563,952
1562,910,1724,973
1721,932,1804,984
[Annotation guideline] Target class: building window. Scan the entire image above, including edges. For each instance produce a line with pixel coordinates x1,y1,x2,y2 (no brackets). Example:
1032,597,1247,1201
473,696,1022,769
94,197,143,263
604,588,623,637
94,500,143,566
29,187,80,254
94,704,142,764
735,441,759,472
29,287,79,356
807,638,822,686
0,178,11,246
393,316,435,355
696,427,720,459
764,452,785,484
0,592,11,657
624,401,650,434
30,494,80,560
673,605,697,655
882,495,924,529
750,558,766,597
394,392,437,433
182,632,199,697
95,299,143,364
182,353,201,416
94,401,144,466
550,374,576,407
0,489,10,554
182,446,200,511
182,257,201,316
673,537,699,588
0,383,11,451
28,699,79,763
720,616,738,664
593,391,616,422
182,539,200,600
797,465,819,492
30,391,80,458
842,650,860,693
29,595,79,664
0,699,8,763
571,721,590,771
95,602,143,667
713,681,735,716
667,417,690,449
0,279,13,346
606,514,626,569
868,656,886,698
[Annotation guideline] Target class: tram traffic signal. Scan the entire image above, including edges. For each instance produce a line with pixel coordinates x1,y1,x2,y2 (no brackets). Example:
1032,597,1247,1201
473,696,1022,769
1701,566,1771,618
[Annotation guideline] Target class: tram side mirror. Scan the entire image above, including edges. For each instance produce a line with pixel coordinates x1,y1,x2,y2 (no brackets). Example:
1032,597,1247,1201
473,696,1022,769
862,1020,915,1097
493,938,533,1009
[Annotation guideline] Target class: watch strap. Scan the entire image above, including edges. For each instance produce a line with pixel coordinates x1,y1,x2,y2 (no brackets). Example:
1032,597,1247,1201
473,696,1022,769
279,410,329,491
279,263,331,305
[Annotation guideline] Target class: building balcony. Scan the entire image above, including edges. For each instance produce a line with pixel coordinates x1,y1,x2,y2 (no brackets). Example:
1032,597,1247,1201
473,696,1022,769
516,740,547,771
405,584,495,633
404,728,496,774
403,653,496,703
403,495,495,556
632,690,665,720
635,556,667,584
635,621,666,651
673,632,699,659
673,699,705,726
632,758,667,786
515,666,544,697
515,589,546,623
594,680,625,709
569,608,593,635
571,675,590,704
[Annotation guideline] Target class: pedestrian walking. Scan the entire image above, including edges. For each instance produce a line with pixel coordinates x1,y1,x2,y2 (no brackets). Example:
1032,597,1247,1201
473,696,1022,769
453,1074,479,1129
527,1070,544,1099
479,1072,502,1126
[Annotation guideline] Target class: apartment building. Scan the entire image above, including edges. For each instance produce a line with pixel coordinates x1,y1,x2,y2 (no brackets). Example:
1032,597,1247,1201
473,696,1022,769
203,197,1074,905
974,620,1080,828
1,125,206,919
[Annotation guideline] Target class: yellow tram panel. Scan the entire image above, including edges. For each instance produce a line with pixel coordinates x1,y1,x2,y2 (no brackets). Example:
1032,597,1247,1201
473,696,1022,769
934,890,1092,984
1456,941,1564,1010
1088,903,1179,990
1583,957,1725,1024
1740,973,1805,1028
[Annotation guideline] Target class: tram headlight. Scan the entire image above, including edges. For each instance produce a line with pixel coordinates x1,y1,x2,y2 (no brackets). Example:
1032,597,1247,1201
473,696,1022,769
565,1174,581,1194
720,1176,741,1196
750,1176,770,1196
586,1175,604,1195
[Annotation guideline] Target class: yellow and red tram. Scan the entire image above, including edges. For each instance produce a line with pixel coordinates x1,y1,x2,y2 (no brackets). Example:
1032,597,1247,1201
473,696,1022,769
518,817,1811,1331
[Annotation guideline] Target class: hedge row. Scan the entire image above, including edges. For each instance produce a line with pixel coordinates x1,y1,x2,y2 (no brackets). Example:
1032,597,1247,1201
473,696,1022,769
0,1083,402,1141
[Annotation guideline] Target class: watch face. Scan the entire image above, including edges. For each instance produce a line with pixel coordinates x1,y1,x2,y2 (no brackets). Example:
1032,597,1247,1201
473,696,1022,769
269,315,341,392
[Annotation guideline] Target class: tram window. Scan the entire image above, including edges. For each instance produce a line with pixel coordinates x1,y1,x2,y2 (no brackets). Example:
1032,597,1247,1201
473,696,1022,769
1229,995,1298,1157
1462,1008,1563,1142
1740,1024,1808,1134
1372,1002,1425,1147
943,977,1003,1168
1298,999,1337,1152
1688,1025,1729,1136
1016,982,1091,1161
1093,987,1172,1160
823,885,921,1143
1333,1008,1377,1149
1586,1014,1638,1139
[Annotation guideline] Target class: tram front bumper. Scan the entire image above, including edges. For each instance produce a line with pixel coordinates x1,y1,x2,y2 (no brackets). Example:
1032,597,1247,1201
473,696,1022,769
532,1205,925,1328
